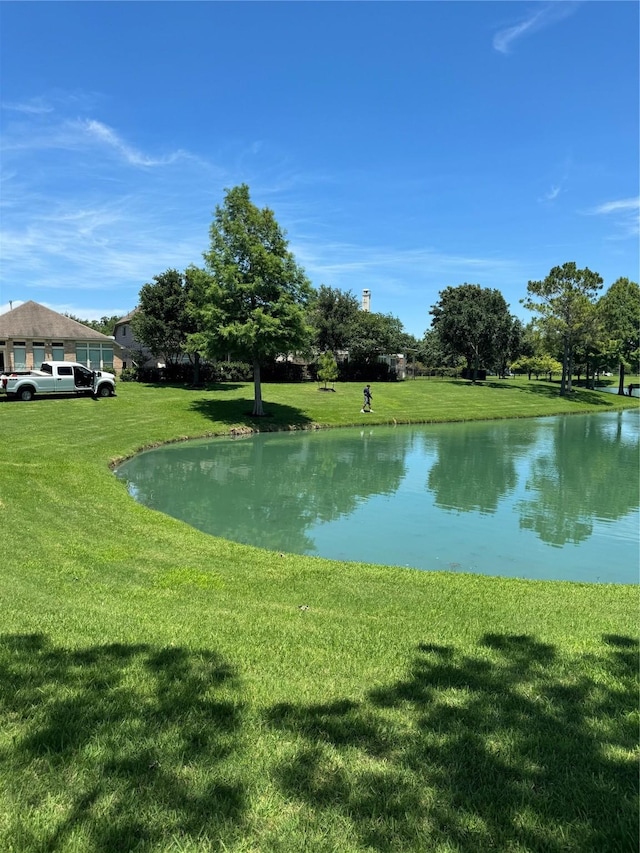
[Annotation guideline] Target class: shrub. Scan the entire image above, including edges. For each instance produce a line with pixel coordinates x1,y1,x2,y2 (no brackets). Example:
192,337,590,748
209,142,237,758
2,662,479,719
119,367,140,382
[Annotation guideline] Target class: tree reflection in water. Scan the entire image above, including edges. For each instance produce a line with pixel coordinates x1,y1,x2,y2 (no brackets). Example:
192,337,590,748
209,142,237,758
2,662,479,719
116,412,639,582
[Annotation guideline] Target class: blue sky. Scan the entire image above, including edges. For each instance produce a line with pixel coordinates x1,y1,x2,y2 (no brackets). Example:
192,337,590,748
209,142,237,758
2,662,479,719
1,1,638,338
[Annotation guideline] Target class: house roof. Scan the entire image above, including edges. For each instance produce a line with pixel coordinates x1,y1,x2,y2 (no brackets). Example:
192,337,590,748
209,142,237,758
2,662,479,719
0,301,116,342
113,308,138,327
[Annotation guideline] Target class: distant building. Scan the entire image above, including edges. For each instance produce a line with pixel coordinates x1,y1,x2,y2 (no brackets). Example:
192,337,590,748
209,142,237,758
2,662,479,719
362,288,371,312
0,301,123,372
113,309,191,370
113,310,156,369
378,353,407,380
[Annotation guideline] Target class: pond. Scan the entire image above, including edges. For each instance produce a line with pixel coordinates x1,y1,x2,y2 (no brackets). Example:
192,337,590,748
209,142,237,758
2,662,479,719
115,411,640,585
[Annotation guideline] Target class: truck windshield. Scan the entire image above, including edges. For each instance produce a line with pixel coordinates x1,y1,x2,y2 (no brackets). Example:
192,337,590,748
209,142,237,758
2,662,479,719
40,364,52,375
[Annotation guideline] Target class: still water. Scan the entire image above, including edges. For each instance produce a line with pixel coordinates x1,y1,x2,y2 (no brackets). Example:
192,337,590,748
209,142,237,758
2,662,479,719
115,412,640,584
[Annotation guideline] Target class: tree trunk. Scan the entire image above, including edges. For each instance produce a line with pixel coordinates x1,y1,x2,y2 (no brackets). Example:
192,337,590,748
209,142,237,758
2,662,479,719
618,361,626,395
560,338,570,396
252,359,264,416
192,351,200,387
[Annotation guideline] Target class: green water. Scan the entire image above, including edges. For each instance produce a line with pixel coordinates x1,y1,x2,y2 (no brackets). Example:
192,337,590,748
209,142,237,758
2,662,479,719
116,411,640,584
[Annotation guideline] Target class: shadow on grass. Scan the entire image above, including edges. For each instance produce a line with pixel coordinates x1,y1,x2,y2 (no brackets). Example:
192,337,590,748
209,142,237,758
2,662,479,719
266,633,639,853
137,381,246,393
0,635,247,852
3,633,637,852
189,397,313,427
450,378,617,407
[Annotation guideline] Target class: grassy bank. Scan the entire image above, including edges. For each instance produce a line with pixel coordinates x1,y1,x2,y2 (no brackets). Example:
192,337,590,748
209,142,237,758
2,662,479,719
1,378,637,853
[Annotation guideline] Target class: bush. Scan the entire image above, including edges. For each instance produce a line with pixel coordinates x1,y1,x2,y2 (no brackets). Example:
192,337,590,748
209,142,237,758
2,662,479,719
212,361,253,382
337,360,395,382
261,361,308,382
119,367,139,382
461,368,487,381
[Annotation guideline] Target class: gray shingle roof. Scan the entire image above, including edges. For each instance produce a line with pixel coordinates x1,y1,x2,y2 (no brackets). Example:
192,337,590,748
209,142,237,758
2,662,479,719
113,308,139,327
0,301,115,341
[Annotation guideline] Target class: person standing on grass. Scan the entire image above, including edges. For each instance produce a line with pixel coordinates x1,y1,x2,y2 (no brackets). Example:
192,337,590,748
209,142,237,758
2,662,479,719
361,384,373,412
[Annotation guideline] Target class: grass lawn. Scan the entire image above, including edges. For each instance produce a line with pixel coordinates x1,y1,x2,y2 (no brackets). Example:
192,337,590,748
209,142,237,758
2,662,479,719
1,377,638,853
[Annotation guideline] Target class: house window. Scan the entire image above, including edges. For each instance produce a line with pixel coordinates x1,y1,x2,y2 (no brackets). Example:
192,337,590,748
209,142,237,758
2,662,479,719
76,343,114,370
32,342,45,367
13,343,26,370
52,342,64,361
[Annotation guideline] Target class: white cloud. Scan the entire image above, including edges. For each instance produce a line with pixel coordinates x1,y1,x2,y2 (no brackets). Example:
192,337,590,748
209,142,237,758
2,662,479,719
292,240,520,299
493,2,580,54
0,301,25,315
79,119,193,168
587,197,639,215
2,97,54,115
583,197,640,240
1,106,206,171
541,185,561,202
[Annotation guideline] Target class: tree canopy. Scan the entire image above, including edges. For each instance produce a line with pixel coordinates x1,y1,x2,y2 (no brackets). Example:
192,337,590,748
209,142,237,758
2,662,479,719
523,262,603,396
65,314,121,336
194,184,313,415
597,277,640,394
429,284,514,381
131,269,196,367
346,311,405,365
310,285,360,353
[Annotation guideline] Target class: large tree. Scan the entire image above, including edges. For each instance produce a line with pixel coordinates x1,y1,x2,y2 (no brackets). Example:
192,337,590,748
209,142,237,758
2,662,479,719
597,277,640,394
429,284,513,381
310,285,360,353
131,269,193,368
196,184,313,416
346,311,405,364
523,262,603,396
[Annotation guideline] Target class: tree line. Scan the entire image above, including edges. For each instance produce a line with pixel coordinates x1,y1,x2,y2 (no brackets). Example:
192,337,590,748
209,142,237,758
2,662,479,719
102,184,639,413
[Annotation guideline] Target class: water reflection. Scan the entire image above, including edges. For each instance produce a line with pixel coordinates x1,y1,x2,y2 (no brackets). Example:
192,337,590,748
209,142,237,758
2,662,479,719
116,412,639,583
122,428,411,554
425,420,538,514
518,414,639,547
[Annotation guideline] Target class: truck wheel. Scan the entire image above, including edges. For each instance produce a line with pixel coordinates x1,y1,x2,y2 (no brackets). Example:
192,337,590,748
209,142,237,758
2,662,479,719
96,384,112,398
18,386,35,401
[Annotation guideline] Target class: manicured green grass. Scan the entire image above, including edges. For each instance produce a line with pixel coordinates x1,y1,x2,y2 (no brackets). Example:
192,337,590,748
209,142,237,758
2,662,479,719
1,378,637,852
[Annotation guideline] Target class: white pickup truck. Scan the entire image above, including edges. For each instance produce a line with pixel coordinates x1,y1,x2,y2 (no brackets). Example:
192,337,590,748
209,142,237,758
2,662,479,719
1,361,116,401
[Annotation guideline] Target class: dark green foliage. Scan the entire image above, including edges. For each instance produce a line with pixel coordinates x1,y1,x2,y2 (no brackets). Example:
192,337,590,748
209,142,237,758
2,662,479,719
597,277,640,394
523,263,603,396
132,269,195,367
346,311,405,364
317,351,339,388
196,184,314,415
430,284,515,382
64,314,121,336
311,285,360,353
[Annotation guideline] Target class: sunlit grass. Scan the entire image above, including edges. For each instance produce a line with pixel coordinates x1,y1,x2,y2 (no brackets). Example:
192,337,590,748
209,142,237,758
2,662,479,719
0,377,637,852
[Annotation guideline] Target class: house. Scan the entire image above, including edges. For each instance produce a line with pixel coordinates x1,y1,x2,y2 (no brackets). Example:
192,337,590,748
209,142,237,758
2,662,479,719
113,309,189,370
112,309,157,369
0,301,123,373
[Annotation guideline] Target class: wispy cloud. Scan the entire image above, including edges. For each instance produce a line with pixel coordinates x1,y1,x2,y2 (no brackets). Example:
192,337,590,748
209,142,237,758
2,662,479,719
493,2,580,55
2,97,54,115
541,185,562,202
292,240,523,309
587,197,639,216
1,112,204,170
537,154,573,204
79,119,197,168
584,196,640,239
